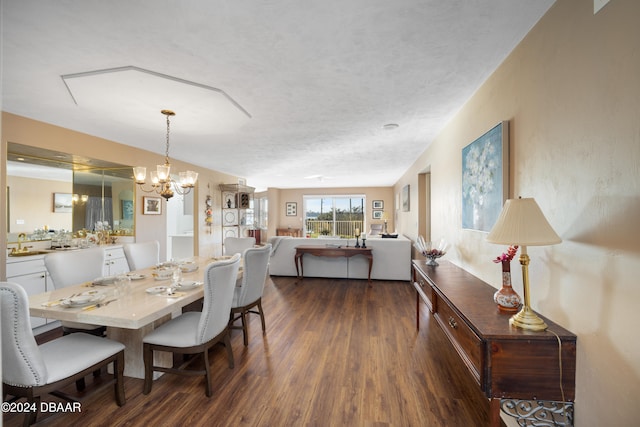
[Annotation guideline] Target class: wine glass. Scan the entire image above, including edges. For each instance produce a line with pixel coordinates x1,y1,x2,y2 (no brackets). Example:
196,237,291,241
171,267,182,292
114,273,131,297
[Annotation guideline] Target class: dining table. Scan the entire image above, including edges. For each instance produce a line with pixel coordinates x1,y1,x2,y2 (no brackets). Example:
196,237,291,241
28,255,241,379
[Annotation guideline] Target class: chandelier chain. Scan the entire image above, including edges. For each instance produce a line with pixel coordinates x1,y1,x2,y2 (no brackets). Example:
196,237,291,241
165,113,171,165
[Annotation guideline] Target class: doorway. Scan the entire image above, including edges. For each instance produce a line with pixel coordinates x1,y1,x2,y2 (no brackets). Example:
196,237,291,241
165,180,195,260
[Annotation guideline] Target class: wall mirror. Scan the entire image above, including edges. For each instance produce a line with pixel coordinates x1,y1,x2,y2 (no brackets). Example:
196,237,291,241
6,142,135,243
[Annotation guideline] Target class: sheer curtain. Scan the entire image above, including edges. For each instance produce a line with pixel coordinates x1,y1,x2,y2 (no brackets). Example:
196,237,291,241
85,196,113,230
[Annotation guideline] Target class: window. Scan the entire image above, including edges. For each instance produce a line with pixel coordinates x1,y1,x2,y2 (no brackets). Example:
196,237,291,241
303,195,365,238
256,196,268,229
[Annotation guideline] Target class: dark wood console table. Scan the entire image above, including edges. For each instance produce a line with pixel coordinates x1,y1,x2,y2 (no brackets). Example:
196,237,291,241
295,245,373,282
412,260,576,427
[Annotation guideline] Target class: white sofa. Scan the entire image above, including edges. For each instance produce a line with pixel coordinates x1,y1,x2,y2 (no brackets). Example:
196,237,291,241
268,235,412,281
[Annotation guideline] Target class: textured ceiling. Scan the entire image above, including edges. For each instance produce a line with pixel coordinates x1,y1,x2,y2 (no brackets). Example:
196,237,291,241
1,0,555,190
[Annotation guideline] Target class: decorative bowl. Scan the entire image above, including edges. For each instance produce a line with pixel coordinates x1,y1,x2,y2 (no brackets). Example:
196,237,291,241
152,267,173,280
414,237,448,266
180,262,198,273
424,250,446,266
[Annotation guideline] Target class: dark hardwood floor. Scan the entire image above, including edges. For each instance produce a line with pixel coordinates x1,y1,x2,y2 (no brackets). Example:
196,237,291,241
4,276,494,426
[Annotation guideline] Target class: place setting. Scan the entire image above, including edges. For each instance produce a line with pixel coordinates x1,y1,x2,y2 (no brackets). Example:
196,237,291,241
42,289,109,309
146,280,203,296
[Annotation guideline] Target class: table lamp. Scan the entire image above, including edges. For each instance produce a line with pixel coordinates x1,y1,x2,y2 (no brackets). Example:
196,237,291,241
381,211,389,234
486,197,561,331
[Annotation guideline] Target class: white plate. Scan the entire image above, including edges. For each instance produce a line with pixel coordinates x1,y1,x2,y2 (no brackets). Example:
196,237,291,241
60,293,105,308
127,273,146,280
177,281,202,290
146,286,168,294
79,290,105,297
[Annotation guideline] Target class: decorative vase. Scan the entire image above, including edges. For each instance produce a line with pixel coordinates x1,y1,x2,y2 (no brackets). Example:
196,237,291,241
493,260,522,312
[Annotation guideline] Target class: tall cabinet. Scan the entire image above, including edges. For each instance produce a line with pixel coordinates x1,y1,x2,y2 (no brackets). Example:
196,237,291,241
220,183,255,242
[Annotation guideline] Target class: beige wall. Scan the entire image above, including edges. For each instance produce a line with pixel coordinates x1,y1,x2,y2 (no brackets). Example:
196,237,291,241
395,1,640,425
269,187,395,237
7,175,73,236
1,112,240,265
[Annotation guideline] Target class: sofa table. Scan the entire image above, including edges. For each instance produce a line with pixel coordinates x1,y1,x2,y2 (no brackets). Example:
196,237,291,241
295,245,373,283
412,260,576,427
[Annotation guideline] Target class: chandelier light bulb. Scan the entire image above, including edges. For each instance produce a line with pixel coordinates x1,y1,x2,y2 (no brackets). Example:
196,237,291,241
133,166,147,183
150,171,159,185
156,163,170,182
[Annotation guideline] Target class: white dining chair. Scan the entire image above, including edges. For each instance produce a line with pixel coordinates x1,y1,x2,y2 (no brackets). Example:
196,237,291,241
1,282,126,426
44,247,107,336
229,244,272,346
142,254,241,397
123,240,160,270
223,236,255,257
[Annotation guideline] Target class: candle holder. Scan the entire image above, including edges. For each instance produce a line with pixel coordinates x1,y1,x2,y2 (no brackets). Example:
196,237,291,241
362,236,366,248
355,233,361,248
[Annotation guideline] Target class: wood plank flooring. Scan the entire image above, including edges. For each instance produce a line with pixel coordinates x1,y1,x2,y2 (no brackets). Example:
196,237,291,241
4,276,494,426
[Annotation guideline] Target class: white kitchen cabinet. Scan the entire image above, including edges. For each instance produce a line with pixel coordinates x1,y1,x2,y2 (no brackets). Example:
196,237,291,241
103,246,130,276
6,255,49,328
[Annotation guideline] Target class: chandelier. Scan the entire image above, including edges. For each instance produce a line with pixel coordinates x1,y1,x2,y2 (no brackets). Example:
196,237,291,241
133,109,198,201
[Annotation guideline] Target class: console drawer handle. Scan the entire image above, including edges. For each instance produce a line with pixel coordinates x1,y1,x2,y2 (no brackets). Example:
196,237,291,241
448,317,457,329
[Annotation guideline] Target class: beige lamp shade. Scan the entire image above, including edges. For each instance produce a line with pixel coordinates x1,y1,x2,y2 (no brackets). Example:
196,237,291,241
486,198,561,246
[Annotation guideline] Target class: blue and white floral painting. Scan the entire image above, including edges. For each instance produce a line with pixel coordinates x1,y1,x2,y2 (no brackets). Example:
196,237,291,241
462,122,507,232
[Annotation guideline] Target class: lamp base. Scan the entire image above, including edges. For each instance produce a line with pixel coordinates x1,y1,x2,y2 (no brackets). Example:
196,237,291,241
509,306,548,331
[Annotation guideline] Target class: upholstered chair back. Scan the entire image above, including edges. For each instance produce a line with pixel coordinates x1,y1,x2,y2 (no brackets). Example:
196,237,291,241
44,247,106,288
234,244,271,308
197,254,241,344
123,240,160,270
223,237,255,257
1,282,48,387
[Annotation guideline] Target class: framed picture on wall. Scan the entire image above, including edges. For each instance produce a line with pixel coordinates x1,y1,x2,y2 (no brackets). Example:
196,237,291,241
462,121,509,232
402,185,410,212
143,196,162,215
286,202,297,216
372,210,383,219
53,193,73,213
372,200,384,209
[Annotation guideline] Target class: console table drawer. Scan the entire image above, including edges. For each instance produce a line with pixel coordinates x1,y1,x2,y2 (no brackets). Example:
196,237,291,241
413,268,433,310
433,292,482,385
